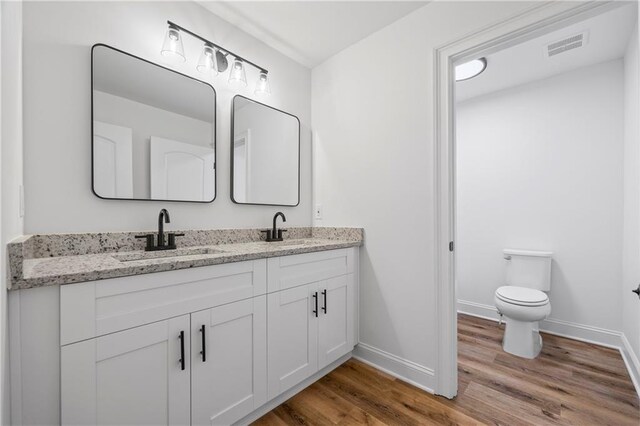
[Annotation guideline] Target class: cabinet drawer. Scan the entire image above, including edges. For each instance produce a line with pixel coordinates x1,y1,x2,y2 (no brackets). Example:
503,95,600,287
267,248,355,293
61,259,266,345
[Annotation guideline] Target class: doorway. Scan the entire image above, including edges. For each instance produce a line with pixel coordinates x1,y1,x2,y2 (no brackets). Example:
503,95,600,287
434,0,639,401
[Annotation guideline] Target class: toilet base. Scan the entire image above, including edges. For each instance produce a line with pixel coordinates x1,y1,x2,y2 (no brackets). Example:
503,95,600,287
502,318,543,359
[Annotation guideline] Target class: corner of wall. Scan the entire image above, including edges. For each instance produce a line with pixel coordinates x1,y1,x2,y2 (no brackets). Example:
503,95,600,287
1,0,25,423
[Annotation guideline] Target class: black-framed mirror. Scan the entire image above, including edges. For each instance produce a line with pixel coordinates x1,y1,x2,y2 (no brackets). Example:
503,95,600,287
231,95,300,206
91,44,217,203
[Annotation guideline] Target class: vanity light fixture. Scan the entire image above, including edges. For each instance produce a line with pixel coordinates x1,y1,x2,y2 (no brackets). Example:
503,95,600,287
196,43,218,76
229,58,247,86
161,24,185,62
162,21,270,95
455,58,487,81
254,71,271,95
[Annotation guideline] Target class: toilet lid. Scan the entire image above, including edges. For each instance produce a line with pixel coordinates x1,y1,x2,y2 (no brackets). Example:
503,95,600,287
495,286,549,306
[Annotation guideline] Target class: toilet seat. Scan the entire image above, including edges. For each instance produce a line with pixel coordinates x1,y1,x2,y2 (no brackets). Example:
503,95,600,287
495,286,548,307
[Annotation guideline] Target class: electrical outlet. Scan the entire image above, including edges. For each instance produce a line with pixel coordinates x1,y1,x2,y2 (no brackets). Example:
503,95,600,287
314,204,323,220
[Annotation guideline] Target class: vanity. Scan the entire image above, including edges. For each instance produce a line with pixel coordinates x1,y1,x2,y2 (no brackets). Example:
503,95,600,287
8,227,362,425
6,35,356,426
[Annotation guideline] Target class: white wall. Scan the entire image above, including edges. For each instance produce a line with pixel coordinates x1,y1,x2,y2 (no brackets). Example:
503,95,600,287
456,60,624,333
312,1,535,388
623,21,640,388
93,90,213,199
22,1,311,234
1,1,25,422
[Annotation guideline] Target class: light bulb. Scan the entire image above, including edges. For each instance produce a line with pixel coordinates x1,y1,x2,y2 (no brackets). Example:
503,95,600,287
228,58,247,86
197,43,218,76
254,71,271,95
161,26,185,62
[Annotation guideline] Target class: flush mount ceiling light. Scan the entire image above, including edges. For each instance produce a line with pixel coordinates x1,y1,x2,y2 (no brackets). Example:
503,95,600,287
161,21,271,95
455,58,487,82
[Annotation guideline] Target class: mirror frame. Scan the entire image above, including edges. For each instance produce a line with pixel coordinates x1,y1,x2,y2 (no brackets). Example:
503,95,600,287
230,95,301,207
90,43,217,203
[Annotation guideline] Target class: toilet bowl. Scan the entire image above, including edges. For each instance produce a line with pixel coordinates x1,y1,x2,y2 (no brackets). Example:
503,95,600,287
495,249,553,359
495,286,551,358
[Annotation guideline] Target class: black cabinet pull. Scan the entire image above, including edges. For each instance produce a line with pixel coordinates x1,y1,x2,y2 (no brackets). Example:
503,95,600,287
178,331,185,371
200,324,206,362
312,292,318,317
322,289,327,314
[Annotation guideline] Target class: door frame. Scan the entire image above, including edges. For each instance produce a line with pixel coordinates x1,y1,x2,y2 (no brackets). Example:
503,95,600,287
433,0,626,398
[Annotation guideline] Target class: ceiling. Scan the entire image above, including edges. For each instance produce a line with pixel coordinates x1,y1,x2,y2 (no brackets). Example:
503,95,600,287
198,1,428,68
456,3,638,102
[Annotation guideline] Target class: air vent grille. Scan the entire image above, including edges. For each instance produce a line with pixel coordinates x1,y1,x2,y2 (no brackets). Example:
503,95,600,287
545,32,588,58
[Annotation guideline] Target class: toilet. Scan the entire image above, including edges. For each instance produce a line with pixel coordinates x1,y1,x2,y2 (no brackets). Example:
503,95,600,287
494,249,552,359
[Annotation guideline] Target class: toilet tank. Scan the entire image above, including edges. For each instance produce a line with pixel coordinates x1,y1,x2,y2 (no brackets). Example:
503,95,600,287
504,249,552,291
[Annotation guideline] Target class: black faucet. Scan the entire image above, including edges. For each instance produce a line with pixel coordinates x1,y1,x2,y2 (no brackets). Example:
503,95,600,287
158,209,170,247
262,212,287,242
135,209,184,251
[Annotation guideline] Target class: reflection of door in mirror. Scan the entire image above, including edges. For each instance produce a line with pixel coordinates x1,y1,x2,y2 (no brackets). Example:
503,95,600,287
93,121,133,198
150,136,215,201
231,96,300,206
92,44,216,202
233,130,251,203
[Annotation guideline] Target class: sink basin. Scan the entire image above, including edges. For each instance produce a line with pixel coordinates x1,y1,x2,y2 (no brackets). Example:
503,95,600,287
265,239,315,248
112,247,225,262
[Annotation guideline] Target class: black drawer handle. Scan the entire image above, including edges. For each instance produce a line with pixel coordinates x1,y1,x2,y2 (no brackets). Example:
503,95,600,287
200,324,206,362
178,330,185,371
322,289,327,314
312,292,318,317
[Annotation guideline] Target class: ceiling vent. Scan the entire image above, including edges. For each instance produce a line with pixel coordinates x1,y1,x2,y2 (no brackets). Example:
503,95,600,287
545,31,588,58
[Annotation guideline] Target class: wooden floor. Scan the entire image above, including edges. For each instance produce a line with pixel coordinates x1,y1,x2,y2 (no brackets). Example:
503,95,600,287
253,314,639,425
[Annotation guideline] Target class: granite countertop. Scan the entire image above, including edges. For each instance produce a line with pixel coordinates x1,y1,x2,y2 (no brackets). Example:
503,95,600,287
8,227,363,290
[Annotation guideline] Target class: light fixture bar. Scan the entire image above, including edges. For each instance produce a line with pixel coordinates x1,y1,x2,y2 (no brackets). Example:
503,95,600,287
167,20,268,74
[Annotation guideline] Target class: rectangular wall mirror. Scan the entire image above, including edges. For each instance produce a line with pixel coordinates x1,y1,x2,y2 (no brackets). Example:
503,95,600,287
92,44,216,202
231,95,300,206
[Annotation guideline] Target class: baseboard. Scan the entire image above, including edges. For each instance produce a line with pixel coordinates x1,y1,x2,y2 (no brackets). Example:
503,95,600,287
353,342,435,393
541,317,623,349
458,299,640,397
234,353,352,425
457,299,501,322
457,299,622,348
621,333,640,396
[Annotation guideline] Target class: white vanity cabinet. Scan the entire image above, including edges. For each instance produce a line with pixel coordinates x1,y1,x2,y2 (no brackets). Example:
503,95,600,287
318,274,355,369
13,248,357,426
191,296,267,425
267,249,356,399
61,315,191,425
267,282,320,398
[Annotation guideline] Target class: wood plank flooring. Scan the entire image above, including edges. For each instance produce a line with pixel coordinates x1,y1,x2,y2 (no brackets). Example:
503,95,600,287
252,314,639,425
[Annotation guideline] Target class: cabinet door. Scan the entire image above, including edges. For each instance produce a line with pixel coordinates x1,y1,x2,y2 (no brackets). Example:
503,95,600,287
61,315,190,425
318,274,355,369
191,297,267,425
267,282,319,399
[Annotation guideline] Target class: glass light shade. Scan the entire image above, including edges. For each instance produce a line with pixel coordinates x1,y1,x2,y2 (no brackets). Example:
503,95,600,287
228,58,247,86
197,44,218,75
455,58,487,81
161,27,185,62
254,71,271,95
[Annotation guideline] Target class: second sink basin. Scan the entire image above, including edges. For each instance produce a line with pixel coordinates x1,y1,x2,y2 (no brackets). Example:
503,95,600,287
265,239,315,248
113,247,225,262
